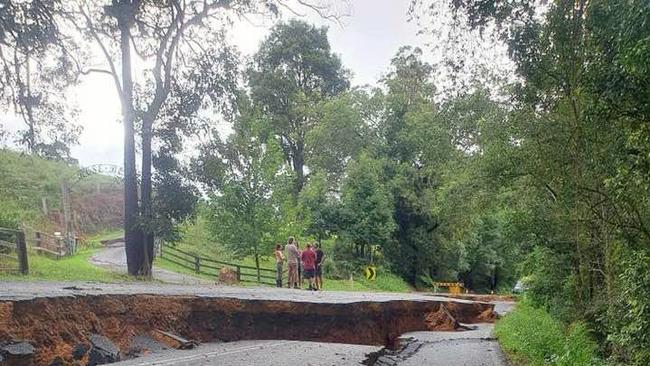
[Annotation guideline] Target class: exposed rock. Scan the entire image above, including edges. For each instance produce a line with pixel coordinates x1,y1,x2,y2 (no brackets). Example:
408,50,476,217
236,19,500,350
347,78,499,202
87,334,120,365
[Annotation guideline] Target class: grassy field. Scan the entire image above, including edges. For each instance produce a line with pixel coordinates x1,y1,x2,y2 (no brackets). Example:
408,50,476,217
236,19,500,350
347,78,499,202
494,300,603,366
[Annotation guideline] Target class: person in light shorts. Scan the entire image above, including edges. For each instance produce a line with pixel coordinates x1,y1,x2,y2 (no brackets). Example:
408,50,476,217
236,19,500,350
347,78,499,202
285,237,300,288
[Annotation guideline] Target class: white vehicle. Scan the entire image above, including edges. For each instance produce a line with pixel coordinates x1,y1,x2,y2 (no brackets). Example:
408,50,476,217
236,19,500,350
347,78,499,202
513,279,529,293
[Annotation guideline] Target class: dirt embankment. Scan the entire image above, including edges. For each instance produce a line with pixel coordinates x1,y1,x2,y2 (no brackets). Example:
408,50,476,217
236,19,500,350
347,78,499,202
0,295,495,366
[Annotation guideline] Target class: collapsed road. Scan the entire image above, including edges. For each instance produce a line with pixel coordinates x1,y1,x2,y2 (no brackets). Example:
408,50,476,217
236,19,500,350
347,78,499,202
0,282,511,366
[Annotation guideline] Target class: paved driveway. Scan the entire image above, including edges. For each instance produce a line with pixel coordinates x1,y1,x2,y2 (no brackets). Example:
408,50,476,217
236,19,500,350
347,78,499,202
89,243,211,285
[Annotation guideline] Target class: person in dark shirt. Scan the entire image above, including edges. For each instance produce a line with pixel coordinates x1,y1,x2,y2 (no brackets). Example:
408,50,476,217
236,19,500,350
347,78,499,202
300,243,317,291
315,243,326,290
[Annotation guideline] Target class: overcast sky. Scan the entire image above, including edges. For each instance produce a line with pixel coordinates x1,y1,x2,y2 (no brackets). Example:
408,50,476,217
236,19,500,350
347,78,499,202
4,1,427,167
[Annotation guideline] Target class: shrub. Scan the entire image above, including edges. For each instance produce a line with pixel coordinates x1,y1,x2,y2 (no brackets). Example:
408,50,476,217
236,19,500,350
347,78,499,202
607,249,650,365
495,300,602,366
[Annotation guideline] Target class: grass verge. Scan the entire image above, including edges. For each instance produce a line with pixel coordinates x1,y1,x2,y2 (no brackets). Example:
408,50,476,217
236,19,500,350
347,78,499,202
494,300,603,366
0,248,130,282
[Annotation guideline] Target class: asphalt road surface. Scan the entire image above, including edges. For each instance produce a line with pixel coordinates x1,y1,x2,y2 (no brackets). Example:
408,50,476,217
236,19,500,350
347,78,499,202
89,243,211,285
112,324,509,366
0,280,479,303
114,340,380,366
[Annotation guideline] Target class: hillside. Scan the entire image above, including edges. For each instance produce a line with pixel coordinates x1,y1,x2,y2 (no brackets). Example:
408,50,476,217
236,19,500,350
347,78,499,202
0,149,123,233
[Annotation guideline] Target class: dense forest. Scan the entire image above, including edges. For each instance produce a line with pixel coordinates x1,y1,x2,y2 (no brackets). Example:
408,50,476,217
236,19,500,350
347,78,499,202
1,0,649,364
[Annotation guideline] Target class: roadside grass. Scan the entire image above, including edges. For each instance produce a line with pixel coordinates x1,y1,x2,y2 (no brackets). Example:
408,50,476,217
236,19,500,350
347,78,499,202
83,228,124,248
494,300,603,366
0,248,130,282
155,256,216,281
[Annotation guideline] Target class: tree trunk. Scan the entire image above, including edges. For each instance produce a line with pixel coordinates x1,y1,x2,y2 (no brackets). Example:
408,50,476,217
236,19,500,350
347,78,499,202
117,1,143,276
255,251,261,283
291,140,305,200
140,114,154,276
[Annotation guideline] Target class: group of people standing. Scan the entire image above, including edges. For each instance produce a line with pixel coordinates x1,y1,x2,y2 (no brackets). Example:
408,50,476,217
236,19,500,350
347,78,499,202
275,237,325,290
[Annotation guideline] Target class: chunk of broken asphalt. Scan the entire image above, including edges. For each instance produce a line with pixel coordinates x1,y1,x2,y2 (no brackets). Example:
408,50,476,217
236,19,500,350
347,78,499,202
87,334,120,365
1,341,35,356
0,341,35,366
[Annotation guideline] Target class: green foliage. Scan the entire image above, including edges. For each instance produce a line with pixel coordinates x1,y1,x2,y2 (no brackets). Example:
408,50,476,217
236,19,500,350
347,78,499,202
0,149,121,232
248,19,351,196
339,153,395,261
298,172,339,243
519,247,577,322
198,101,290,265
607,249,650,365
495,301,602,366
404,0,650,362
305,91,368,181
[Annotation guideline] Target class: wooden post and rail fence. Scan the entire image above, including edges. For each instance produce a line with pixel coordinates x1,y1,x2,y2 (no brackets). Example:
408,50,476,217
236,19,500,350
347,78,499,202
0,225,79,275
159,244,278,286
24,226,78,259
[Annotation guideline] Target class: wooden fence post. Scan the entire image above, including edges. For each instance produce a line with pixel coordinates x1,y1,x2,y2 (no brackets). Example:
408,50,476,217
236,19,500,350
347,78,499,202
16,231,28,275
236,266,241,282
56,237,62,259
35,232,42,248
194,256,200,274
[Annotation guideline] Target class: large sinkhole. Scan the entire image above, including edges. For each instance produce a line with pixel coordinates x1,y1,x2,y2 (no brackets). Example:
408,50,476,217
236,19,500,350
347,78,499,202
0,293,496,365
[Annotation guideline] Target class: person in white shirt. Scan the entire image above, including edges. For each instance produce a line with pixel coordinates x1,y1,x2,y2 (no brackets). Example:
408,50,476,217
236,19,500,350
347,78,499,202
285,237,300,288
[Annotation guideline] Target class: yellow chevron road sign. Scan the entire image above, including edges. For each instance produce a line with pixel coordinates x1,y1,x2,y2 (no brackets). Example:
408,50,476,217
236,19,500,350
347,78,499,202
364,266,377,281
